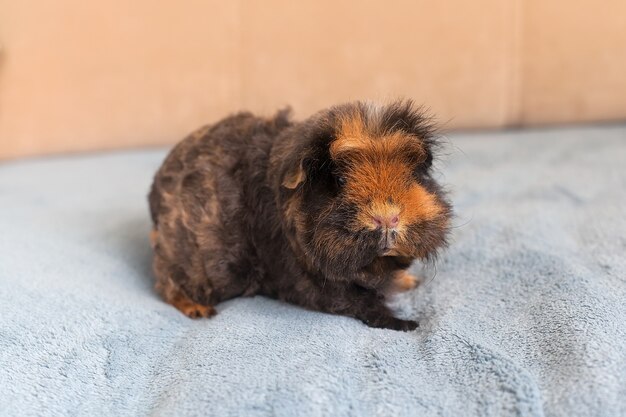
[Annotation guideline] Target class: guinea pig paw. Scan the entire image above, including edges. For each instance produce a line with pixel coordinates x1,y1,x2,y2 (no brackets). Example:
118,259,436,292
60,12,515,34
391,271,422,293
180,304,217,319
368,316,419,332
388,318,419,332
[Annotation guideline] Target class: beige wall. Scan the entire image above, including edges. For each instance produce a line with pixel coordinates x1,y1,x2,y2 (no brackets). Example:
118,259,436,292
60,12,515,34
1,0,625,159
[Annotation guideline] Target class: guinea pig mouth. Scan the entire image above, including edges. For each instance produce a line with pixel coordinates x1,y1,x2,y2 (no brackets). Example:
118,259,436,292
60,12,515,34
378,228,398,254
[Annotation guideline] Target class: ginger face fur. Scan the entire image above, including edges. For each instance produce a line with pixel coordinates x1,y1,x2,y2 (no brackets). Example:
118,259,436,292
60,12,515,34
149,101,451,331
330,114,446,257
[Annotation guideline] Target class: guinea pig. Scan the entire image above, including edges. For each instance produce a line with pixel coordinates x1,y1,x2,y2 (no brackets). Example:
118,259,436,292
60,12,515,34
148,100,452,331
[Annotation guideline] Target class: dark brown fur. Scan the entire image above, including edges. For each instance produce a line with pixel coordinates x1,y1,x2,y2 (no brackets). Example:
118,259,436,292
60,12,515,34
149,100,451,331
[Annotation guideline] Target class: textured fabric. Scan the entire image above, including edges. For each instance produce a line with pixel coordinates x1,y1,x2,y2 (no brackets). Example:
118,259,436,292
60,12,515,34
0,126,624,417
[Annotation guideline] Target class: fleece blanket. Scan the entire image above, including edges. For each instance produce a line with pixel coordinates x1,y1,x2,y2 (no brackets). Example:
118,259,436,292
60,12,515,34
0,126,624,417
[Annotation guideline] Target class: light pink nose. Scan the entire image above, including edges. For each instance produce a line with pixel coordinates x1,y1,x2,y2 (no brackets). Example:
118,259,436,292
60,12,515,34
372,214,400,229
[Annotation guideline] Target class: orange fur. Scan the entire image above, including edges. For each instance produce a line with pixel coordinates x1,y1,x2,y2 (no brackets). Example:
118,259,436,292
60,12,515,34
330,112,370,156
156,276,216,319
149,228,159,248
402,184,443,223
331,113,444,245
332,112,426,158
391,271,420,292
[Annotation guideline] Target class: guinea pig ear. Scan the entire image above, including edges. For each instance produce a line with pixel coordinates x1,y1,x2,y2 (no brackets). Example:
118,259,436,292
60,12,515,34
282,160,306,189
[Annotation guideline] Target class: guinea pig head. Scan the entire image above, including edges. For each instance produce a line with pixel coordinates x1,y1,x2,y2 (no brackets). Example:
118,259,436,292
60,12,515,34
271,101,451,281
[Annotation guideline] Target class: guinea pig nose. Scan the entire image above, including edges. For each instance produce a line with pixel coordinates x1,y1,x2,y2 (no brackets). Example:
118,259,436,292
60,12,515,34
372,214,400,229
389,215,400,228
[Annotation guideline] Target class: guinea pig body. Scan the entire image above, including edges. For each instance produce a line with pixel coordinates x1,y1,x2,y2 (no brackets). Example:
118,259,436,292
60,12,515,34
149,101,451,331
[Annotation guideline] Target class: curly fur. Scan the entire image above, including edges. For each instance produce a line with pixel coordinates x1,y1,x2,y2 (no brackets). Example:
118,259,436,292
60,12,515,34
148,100,452,330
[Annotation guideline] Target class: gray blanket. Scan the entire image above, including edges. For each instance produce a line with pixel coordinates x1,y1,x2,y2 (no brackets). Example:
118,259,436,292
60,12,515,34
1,126,624,416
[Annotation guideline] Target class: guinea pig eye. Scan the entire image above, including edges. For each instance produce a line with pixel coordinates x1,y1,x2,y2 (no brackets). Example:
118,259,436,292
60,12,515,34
413,152,433,179
422,151,433,169
335,175,347,188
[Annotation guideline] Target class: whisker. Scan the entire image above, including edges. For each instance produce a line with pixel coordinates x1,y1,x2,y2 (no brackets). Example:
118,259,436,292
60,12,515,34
449,214,474,229
423,262,438,287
